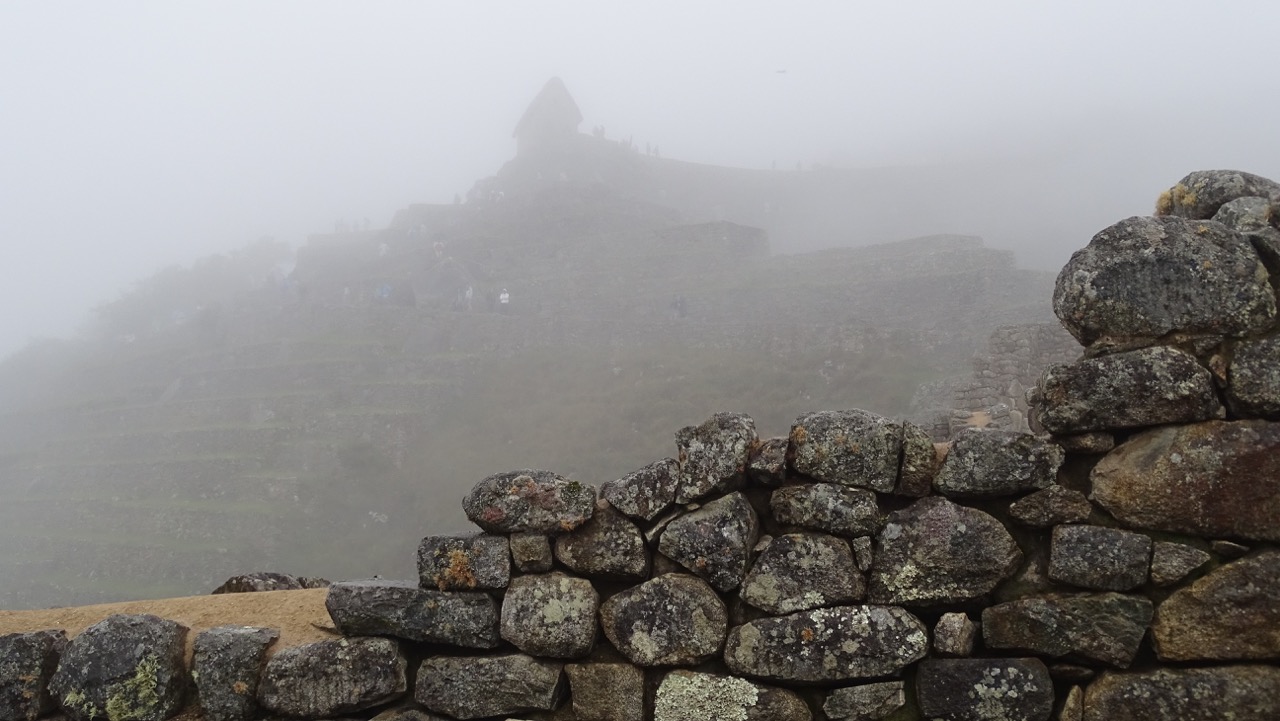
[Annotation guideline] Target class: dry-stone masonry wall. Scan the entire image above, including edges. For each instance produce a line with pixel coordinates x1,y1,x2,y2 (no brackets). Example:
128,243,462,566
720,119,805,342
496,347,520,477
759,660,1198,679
4,169,1280,721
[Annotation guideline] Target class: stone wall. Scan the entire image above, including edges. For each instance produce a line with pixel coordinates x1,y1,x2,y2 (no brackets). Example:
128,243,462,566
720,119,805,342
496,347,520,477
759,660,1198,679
4,170,1280,721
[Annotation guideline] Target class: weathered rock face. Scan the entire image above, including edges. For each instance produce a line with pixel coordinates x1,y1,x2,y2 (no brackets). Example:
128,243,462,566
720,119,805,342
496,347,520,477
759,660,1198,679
258,637,406,718
932,613,978,658
1227,333,1280,419
1082,665,1280,721
1151,551,1280,661
462,469,596,534
1052,215,1275,347
1007,485,1093,528
1091,420,1280,542
500,572,599,658
325,580,499,648
48,614,187,721
869,496,1022,605
658,492,758,592
1036,346,1225,434
509,532,554,573
654,671,811,721
416,533,510,591
602,458,680,522
192,626,278,721
747,437,789,486
822,681,905,721
1148,541,1211,587
415,654,563,720
0,630,66,721
723,605,928,684
553,503,649,581
933,428,1063,497
739,533,863,615
982,593,1153,668
599,574,727,667
674,412,757,503
1158,169,1280,220
564,662,645,721
897,421,938,496
770,483,880,537
916,658,1054,721
211,572,329,594
1048,525,1152,592
789,409,903,492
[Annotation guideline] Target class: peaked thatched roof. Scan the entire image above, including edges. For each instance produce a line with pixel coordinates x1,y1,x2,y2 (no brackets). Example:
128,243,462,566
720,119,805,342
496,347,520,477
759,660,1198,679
513,77,583,139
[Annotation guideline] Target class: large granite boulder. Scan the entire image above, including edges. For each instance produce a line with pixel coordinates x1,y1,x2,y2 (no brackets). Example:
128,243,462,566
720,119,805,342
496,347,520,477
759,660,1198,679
739,533,864,615
1083,665,1280,721
325,580,499,648
1091,420,1280,542
658,492,758,592
500,572,599,658
191,626,278,721
1157,169,1280,220
789,409,903,492
564,662,645,721
868,497,1022,605
674,412,757,503
770,483,881,537
1151,551,1280,661
1053,215,1275,347
1048,525,1151,592
258,637,406,718
415,654,563,720
916,658,1054,721
598,574,727,666
602,458,680,522
554,503,649,581
416,533,510,591
723,605,928,684
0,630,66,721
462,469,596,534
654,671,811,721
823,681,905,721
1226,332,1280,419
933,428,1063,497
1036,346,1225,433
48,614,187,721
982,593,1153,668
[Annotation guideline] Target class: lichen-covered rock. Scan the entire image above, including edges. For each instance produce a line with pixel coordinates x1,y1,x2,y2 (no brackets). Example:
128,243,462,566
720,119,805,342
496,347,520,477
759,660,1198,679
416,533,510,591
896,421,937,496
258,637,406,718
191,626,278,721
916,658,1054,721
0,630,66,721
211,572,329,594
932,613,978,658
500,572,599,658
1151,551,1280,661
1149,542,1211,587
868,496,1022,605
1158,169,1280,220
1052,215,1275,347
723,605,928,684
789,410,903,492
850,536,873,572
564,663,644,721
982,593,1153,668
740,533,863,615
1082,665,1280,721
554,503,649,581
658,492,758,592
933,428,1063,498
1048,525,1151,592
1091,420,1280,542
770,483,881,537
747,436,789,486
1007,485,1093,528
509,532,553,573
462,469,596,534
1036,346,1225,434
48,614,187,721
415,654,563,720
325,580,499,648
654,671,811,721
598,574,727,666
822,681,905,721
1227,333,1280,419
602,458,680,522
674,412,757,503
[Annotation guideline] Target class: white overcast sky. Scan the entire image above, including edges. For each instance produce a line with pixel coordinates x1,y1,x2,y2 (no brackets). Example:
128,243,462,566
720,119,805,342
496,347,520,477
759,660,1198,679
2,1,1278,358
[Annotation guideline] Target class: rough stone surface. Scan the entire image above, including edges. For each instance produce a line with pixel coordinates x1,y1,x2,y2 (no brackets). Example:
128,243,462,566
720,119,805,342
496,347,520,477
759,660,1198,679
1052,215,1275,347
48,614,187,721
916,658,1054,721
1151,550,1280,661
1059,685,1084,721
658,492,758,592
192,626,278,721
1052,432,1115,455
416,533,510,591
674,412,757,503
739,533,864,614
1036,346,1225,434
564,663,644,721
602,458,680,522
934,428,1063,497
325,579,499,648
1091,420,1280,542
0,630,66,721
369,705,446,721
789,409,903,492
1227,333,1280,419
897,421,937,496
598,573,727,666
654,671,811,721
723,605,928,684
770,483,880,537
211,572,329,594
747,437,789,486
415,654,563,720
501,572,599,658
869,496,1023,605
462,469,596,534
1158,169,1280,220
982,593,1153,668
1048,525,1151,591
822,681,905,721
258,637,406,718
933,613,978,658
850,536,873,572
1211,539,1250,558
1082,665,1280,721
1149,542,1211,587
554,503,649,581
509,532,553,573
1008,486,1093,528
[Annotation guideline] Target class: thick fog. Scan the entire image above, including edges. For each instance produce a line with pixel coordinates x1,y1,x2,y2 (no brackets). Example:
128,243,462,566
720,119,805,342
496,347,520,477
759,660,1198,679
2,0,1278,359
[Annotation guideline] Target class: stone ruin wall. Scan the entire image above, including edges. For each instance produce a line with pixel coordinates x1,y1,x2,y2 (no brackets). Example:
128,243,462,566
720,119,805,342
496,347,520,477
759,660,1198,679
4,169,1280,721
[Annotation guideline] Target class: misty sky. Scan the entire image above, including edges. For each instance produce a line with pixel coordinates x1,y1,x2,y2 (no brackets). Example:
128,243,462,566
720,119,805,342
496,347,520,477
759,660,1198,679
2,1,1278,359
